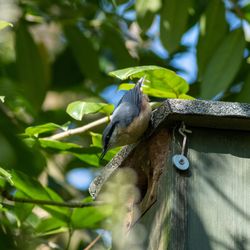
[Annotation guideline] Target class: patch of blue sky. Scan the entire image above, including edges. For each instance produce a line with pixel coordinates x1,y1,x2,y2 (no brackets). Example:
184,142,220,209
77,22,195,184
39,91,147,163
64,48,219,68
123,10,136,21
224,0,250,31
117,0,135,17
66,168,94,191
96,229,112,248
224,0,250,8
101,85,125,106
151,38,168,59
170,25,199,83
181,24,199,46
225,5,250,43
147,15,199,83
226,10,242,30
147,15,160,37
212,92,225,101
147,15,168,59
172,51,198,83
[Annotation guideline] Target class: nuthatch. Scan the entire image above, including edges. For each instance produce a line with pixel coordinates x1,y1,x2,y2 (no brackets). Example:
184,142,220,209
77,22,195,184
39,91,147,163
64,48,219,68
100,77,152,160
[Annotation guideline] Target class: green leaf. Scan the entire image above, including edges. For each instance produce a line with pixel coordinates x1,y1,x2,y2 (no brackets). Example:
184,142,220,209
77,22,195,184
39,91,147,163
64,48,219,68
71,205,112,229
0,96,5,103
201,28,245,99
102,148,120,161
15,22,50,111
0,167,13,185
197,0,228,78
11,170,70,221
13,191,34,222
70,146,117,166
109,65,189,97
39,141,103,166
101,23,136,69
136,0,161,31
66,101,114,121
25,123,64,137
39,139,81,151
235,73,250,103
0,20,13,31
160,0,192,53
178,93,195,100
117,83,134,91
36,217,68,236
0,109,46,176
64,25,102,81
73,153,100,167
0,178,5,188
90,132,102,148
119,83,176,98
242,3,250,23
25,212,40,228
11,170,50,200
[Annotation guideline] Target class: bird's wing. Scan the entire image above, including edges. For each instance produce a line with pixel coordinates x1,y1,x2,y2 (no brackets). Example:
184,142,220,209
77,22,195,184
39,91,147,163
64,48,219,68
116,78,143,111
112,102,139,127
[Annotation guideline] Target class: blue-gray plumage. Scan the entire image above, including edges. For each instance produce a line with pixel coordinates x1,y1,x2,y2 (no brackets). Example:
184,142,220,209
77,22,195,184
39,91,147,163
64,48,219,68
100,77,151,159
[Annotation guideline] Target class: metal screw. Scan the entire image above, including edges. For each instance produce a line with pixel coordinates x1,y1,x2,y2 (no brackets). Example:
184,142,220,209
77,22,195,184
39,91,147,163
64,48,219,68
179,159,185,165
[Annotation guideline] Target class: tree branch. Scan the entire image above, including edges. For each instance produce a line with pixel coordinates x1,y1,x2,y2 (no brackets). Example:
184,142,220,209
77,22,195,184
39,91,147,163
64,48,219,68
46,102,157,141
83,234,102,250
47,116,110,140
1,191,105,208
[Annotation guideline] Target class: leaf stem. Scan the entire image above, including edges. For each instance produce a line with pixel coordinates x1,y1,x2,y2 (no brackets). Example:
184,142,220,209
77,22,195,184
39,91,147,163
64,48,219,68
65,227,73,250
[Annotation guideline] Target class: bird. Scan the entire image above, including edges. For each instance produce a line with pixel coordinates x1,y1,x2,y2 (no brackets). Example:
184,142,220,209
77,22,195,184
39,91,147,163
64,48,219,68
100,77,152,160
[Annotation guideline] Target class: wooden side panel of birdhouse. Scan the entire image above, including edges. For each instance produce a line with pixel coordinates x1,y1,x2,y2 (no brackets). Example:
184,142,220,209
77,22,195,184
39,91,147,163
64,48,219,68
132,127,250,250
187,127,250,250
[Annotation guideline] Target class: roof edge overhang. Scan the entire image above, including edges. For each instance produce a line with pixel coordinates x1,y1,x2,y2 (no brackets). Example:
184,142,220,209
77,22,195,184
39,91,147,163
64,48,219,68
152,99,250,132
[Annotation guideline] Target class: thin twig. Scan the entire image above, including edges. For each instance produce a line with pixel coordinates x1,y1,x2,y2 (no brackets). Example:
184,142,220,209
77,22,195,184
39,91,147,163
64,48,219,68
47,116,110,141
1,191,105,208
46,101,157,141
83,234,102,250
65,227,73,250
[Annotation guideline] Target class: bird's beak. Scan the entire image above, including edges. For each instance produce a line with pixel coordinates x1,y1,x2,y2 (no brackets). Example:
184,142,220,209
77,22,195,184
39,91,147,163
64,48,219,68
99,143,111,161
99,149,106,161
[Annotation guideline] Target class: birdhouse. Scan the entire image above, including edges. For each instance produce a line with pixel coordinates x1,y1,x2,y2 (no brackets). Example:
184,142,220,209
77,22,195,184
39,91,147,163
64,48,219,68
89,99,250,250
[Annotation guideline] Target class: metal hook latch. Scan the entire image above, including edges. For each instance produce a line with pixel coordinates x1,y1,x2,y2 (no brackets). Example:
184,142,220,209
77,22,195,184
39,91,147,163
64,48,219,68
172,122,192,171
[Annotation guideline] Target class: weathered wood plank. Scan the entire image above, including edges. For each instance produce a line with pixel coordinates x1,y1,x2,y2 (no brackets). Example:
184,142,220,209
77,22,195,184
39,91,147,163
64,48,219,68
132,127,250,250
131,131,188,250
187,128,250,250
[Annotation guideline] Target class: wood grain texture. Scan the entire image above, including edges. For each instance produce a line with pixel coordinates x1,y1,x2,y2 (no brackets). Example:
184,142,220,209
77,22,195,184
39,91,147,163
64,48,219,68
130,130,189,250
187,128,250,250
95,127,171,234
131,127,250,250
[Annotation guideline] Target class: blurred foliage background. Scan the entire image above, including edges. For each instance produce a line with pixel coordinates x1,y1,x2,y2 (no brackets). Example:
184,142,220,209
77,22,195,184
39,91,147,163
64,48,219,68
1,0,250,249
